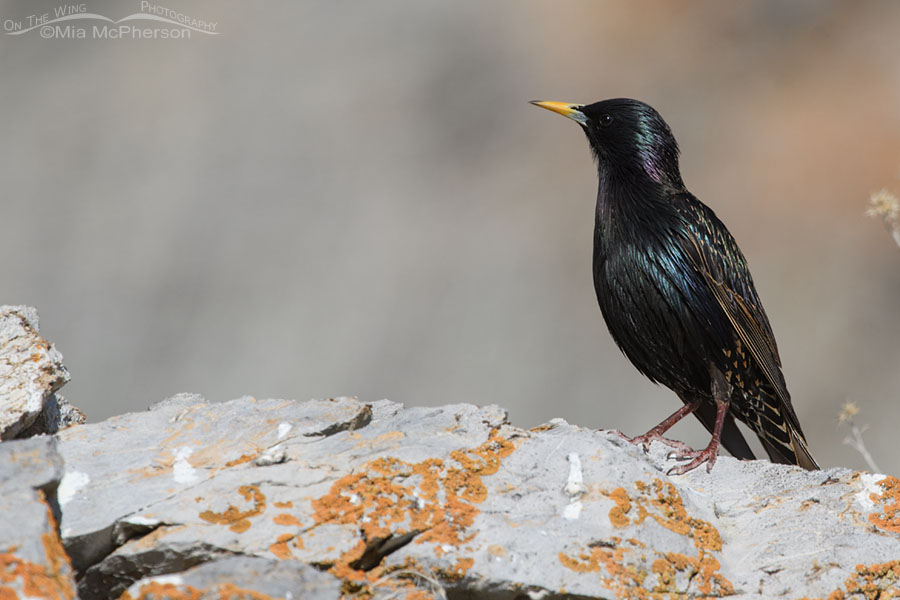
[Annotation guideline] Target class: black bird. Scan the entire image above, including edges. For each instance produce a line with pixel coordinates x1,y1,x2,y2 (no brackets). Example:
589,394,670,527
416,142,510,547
531,98,818,473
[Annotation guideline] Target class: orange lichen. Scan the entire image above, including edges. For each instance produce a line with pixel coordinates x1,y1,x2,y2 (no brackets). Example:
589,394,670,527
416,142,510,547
0,544,75,600
868,476,900,535
120,582,204,600
308,432,514,589
272,513,301,526
352,557,442,600
186,432,514,597
198,485,266,533
223,453,257,468
608,487,632,527
629,480,722,552
529,424,555,432
329,540,370,584
268,533,296,559
216,583,281,600
799,560,900,600
557,540,647,597
0,496,76,600
444,557,474,581
559,479,732,598
121,581,281,600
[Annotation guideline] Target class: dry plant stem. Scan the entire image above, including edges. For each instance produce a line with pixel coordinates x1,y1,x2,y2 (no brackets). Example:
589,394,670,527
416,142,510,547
374,570,448,600
878,216,900,249
843,423,881,473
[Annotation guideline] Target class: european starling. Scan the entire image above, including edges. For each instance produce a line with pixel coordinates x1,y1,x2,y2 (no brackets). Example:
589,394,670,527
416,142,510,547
531,98,818,474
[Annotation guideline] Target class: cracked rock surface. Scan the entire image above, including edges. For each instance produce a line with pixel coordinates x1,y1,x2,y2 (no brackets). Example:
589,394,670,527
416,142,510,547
121,556,341,599
0,305,83,440
49,394,900,599
0,436,77,599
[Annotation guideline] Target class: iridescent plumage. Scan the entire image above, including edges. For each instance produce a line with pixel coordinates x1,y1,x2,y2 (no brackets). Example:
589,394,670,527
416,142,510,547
532,98,817,473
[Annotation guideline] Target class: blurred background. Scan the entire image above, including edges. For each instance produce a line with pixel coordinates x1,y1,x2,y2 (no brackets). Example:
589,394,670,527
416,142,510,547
1,0,898,473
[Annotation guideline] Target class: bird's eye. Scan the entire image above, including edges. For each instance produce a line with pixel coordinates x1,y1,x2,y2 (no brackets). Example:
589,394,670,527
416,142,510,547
599,114,613,127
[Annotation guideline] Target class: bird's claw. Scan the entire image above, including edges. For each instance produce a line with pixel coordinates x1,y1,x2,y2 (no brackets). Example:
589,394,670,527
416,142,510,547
611,429,694,454
665,446,718,475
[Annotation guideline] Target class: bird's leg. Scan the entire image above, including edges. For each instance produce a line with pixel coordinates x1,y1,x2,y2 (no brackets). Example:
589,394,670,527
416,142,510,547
612,398,701,453
667,368,731,475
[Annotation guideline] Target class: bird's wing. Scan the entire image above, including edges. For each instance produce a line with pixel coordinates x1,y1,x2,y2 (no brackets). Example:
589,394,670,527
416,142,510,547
671,194,817,468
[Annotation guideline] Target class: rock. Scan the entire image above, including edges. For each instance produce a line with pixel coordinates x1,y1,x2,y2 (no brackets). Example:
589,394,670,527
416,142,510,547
0,306,83,440
0,436,77,599
54,395,900,600
121,556,342,599
56,394,373,598
2,310,893,598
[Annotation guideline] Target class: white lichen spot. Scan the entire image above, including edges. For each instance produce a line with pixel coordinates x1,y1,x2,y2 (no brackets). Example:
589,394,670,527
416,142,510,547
58,470,90,506
564,452,587,496
24,380,45,414
256,445,286,466
563,500,583,520
277,422,292,440
441,544,454,554
563,452,586,520
349,493,361,505
146,575,184,586
173,446,198,484
856,472,888,511
125,516,160,526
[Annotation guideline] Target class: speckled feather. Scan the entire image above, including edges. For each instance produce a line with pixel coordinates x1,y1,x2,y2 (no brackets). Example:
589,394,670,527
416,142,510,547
545,98,817,469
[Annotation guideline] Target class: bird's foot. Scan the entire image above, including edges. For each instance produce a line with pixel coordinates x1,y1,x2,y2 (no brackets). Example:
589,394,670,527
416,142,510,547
611,429,694,454
665,444,719,475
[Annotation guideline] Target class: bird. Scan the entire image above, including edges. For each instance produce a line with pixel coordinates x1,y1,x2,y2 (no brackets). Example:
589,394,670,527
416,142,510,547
531,98,818,474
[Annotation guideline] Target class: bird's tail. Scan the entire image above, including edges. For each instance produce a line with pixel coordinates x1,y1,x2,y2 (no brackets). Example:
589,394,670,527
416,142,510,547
760,424,819,470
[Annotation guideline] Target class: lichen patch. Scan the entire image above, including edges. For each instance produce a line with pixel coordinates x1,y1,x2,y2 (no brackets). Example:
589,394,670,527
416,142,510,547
868,476,900,535
198,485,266,533
798,560,900,600
304,431,514,592
0,495,75,600
559,478,732,598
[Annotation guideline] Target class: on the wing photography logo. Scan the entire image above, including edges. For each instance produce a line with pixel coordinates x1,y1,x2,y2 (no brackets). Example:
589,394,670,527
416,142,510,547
3,2,218,39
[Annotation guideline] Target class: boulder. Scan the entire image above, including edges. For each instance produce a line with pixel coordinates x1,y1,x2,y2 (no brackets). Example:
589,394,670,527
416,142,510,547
0,306,83,440
0,436,77,600
54,395,900,600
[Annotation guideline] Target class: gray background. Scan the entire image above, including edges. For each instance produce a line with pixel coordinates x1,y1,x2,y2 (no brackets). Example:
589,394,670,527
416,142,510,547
2,1,899,473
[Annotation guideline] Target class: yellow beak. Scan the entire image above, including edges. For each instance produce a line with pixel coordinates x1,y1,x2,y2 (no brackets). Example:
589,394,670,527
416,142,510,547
530,100,587,124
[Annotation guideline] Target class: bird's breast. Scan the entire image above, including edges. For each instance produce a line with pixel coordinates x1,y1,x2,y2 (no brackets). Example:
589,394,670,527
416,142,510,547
591,221,722,394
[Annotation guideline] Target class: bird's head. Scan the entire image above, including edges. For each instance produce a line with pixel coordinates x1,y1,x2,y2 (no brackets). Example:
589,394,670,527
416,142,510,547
531,98,684,189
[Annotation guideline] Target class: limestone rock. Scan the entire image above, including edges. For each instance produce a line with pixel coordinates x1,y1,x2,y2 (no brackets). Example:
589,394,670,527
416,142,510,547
121,556,342,599
0,436,77,599
0,306,82,440
54,395,900,600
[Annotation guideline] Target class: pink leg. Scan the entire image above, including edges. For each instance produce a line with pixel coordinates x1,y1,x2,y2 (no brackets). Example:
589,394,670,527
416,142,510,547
612,399,701,453
667,369,731,475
